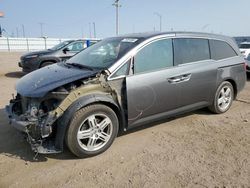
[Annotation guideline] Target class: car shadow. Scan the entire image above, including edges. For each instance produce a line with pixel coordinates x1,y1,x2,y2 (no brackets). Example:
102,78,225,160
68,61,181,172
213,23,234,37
5,71,26,78
0,107,212,162
119,108,211,136
0,108,78,162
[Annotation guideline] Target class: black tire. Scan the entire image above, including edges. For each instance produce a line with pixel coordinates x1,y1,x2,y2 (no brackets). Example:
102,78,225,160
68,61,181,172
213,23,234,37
247,72,250,79
40,61,54,68
208,81,234,114
66,104,119,158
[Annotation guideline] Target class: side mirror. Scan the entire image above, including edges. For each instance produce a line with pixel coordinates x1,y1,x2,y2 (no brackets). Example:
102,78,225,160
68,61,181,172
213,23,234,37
63,47,70,54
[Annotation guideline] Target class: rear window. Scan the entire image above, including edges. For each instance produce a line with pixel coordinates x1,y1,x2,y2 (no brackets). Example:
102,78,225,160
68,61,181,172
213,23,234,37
210,40,237,60
173,38,210,65
239,43,250,49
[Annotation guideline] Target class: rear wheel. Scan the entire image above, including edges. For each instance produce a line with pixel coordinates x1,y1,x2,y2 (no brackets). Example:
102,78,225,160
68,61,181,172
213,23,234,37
66,104,119,158
209,81,234,114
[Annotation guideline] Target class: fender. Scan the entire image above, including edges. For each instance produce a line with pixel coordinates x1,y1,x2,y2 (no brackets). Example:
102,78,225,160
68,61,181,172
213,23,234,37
54,92,123,151
217,63,246,98
39,55,61,66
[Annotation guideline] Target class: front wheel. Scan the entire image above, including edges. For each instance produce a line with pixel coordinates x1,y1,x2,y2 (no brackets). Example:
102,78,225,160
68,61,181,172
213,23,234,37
40,61,54,68
66,104,119,158
208,81,234,114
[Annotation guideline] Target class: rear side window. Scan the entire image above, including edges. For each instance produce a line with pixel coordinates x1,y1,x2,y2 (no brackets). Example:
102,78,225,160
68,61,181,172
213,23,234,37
173,38,210,65
210,40,237,60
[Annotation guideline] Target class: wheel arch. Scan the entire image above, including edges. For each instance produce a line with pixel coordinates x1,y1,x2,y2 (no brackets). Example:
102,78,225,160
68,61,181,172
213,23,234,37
39,56,61,67
223,78,238,99
39,60,57,68
54,93,125,151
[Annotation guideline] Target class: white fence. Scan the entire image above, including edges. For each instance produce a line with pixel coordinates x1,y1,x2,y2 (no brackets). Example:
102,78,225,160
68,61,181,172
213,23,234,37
0,37,99,52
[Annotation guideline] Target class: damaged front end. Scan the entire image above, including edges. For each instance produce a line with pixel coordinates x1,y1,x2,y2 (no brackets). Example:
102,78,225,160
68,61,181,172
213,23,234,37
5,91,65,154
5,67,122,155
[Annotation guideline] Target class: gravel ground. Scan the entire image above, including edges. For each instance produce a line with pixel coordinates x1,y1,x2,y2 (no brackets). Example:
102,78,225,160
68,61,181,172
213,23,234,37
0,52,249,188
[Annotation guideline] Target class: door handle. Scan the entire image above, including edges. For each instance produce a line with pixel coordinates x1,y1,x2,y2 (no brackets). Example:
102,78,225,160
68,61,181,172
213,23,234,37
167,77,182,83
167,73,191,84
181,74,191,81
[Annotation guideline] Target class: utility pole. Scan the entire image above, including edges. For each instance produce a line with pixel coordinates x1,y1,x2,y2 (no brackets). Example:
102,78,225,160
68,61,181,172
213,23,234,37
112,0,121,36
38,22,45,37
81,27,84,38
16,27,19,38
93,22,96,38
154,12,162,31
89,22,92,38
22,24,25,38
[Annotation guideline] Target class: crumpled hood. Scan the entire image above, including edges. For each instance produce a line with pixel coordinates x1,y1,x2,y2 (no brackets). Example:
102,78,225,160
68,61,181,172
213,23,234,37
16,63,98,98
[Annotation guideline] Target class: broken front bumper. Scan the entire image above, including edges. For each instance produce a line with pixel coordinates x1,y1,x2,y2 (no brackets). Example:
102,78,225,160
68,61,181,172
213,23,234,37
5,104,32,132
5,103,62,154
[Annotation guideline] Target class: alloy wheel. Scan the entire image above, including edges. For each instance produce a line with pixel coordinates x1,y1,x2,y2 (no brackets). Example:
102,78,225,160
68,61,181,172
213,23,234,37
77,113,113,152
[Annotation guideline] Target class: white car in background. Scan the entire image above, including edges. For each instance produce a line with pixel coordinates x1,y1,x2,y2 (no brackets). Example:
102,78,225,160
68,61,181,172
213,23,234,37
239,42,250,58
246,54,250,73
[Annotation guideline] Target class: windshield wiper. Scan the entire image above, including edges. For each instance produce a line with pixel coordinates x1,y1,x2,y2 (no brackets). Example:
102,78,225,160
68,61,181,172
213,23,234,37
67,63,94,71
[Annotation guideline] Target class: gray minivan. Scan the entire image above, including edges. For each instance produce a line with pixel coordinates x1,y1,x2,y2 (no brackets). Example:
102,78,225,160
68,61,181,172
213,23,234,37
6,32,246,158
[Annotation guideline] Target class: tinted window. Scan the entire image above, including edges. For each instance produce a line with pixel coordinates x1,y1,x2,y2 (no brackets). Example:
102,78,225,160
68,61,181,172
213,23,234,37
173,38,210,65
239,43,250,49
210,40,237,60
134,39,173,74
67,42,84,52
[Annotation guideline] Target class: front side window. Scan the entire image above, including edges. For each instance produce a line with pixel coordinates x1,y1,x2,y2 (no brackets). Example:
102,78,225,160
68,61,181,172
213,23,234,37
50,41,71,51
111,60,130,78
210,40,237,60
134,39,173,74
173,38,210,65
67,42,84,52
67,37,142,69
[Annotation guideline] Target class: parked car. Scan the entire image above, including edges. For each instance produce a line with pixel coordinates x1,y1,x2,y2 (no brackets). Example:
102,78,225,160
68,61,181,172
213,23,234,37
246,54,250,73
239,41,250,58
6,32,246,158
19,39,99,72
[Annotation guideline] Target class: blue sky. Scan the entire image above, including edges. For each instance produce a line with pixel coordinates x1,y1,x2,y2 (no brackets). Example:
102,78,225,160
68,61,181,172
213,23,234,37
0,0,249,38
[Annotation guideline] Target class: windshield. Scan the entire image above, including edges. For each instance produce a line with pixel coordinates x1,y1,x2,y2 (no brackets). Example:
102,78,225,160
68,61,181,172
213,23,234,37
66,37,142,69
50,41,72,51
239,43,250,49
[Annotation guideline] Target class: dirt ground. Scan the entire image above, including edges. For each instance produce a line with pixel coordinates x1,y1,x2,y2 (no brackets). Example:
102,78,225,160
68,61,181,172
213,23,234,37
0,52,249,188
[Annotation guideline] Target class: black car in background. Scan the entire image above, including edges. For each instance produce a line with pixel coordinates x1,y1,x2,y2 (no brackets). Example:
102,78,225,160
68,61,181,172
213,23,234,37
19,39,99,72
